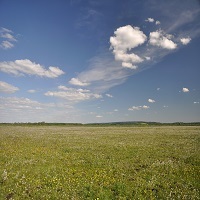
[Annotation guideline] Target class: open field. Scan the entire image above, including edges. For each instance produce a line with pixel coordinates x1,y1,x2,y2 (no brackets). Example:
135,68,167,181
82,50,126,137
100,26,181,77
0,125,199,199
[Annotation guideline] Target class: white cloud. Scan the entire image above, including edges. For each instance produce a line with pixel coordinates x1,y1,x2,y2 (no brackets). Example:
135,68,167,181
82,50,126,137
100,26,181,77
128,105,149,111
68,12,199,94
105,93,113,98
156,20,161,25
180,37,191,45
0,97,41,110
114,109,118,112
1,27,12,33
45,86,102,102
0,59,65,78
68,54,137,93
145,18,161,25
0,96,74,122
182,87,189,92
58,85,90,93
0,27,17,49
157,88,160,91
145,18,154,23
1,41,14,49
110,25,147,69
145,56,151,60
27,89,36,93
1,32,17,41
96,115,103,118
142,105,149,109
149,30,177,49
194,102,199,104
148,98,155,103
69,78,90,86
0,81,19,93
121,62,138,69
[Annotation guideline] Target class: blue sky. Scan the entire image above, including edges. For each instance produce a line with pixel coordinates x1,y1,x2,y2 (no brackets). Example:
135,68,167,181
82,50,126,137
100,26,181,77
0,0,200,123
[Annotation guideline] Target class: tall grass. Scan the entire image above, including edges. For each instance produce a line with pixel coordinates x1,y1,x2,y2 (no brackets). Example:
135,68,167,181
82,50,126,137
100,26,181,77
0,125,199,199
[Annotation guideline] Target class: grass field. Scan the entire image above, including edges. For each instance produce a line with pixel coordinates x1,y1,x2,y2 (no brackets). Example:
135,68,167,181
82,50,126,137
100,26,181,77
0,125,199,199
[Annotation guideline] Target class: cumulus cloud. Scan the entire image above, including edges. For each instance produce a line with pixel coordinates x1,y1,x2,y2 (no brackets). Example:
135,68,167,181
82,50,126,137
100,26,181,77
148,98,155,103
0,27,17,49
149,30,177,49
182,87,189,92
121,62,138,69
45,85,102,102
110,25,147,69
0,81,19,93
145,18,161,25
145,18,154,23
0,59,65,78
69,78,90,86
156,20,161,25
128,105,149,111
194,102,199,104
180,37,191,45
69,10,199,94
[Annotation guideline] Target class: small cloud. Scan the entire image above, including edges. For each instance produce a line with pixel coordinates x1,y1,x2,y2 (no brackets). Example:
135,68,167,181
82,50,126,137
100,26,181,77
58,85,90,93
1,27,12,33
122,62,138,69
0,27,17,49
155,20,161,25
180,37,191,45
157,88,160,91
69,78,90,86
27,89,36,93
128,105,149,111
96,115,103,118
148,98,155,103
149,30,177,49
145,56,151,60
0,81,19,93
163,105,168,108
194,102,199,104
1,41,14,49
105,93,113,98
145,18,154,23
145,18,160,25
0,59,65,78
114,109,118,112
182,87,189,92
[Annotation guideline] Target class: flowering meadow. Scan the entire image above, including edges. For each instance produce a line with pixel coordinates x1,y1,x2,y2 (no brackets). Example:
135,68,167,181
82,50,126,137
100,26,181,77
0,125,199,199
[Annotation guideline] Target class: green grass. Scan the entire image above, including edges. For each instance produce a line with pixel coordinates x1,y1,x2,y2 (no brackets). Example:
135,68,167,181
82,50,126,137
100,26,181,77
0,125,199,199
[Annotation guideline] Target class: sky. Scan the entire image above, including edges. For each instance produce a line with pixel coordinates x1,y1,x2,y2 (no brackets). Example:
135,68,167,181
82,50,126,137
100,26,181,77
0,0,200,123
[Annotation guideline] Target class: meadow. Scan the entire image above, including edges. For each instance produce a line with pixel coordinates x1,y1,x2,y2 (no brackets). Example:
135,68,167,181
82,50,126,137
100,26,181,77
0,125,199,199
